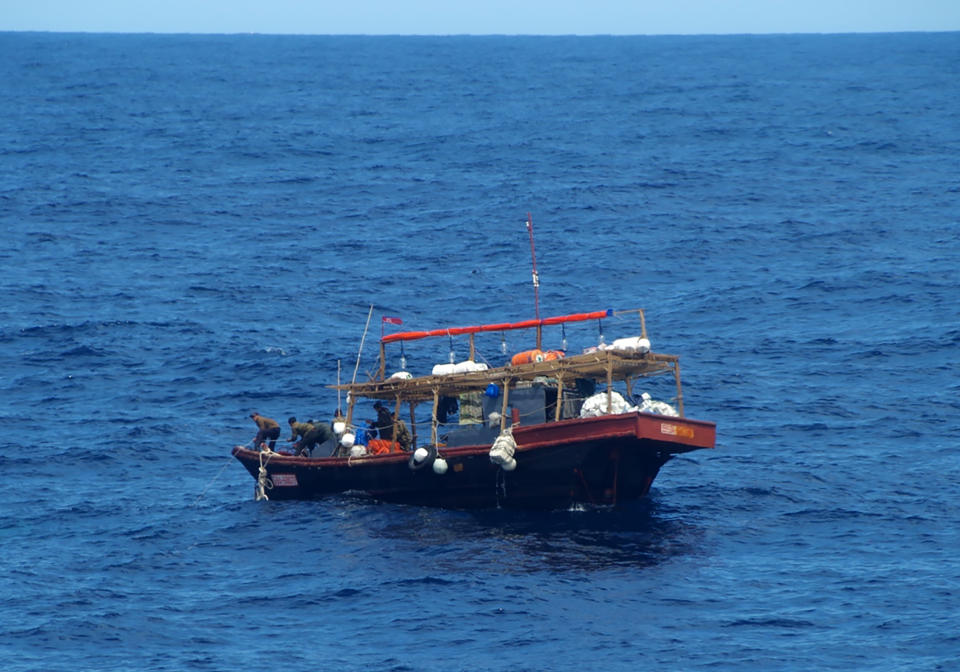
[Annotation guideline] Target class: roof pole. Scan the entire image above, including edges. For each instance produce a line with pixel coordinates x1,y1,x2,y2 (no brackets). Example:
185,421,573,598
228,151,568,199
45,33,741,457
352,304,374,385
526,213,542,350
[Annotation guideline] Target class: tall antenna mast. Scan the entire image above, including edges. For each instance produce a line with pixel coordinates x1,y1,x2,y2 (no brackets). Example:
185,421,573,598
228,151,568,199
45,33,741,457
526,213,542,349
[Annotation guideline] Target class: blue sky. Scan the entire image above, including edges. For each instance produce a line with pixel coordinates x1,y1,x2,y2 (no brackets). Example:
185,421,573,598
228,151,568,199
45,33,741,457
4,0,960,35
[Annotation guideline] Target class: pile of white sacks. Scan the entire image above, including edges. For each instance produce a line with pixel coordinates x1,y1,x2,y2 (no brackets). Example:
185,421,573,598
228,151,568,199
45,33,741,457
579,390,678,418
432,360,489,376
601,336,651,353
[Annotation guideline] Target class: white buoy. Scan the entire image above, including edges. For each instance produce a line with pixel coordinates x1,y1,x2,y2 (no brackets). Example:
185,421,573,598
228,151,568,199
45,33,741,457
432,458,448,474
349,445,367,457
413,447,429,463
340,432,355,448
333,421,346,435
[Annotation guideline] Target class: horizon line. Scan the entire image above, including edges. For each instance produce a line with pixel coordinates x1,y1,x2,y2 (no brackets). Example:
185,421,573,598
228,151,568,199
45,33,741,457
3,28,958,38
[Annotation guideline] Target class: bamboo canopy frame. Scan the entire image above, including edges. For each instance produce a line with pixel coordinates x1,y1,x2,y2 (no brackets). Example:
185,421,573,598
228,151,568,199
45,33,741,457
332,309,687,435
340,349,679,405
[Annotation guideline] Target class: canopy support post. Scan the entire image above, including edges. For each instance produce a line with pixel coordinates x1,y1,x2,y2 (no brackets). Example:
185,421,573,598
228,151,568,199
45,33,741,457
500,378,511,431
606,359,614,413
409,402,418,450
431,388,440,445
554,375,564,422
392,395,401,444
673,360,685,417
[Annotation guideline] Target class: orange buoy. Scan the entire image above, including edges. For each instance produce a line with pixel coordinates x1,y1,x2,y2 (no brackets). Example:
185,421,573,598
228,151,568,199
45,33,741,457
511,349,544,365
510,349,565,365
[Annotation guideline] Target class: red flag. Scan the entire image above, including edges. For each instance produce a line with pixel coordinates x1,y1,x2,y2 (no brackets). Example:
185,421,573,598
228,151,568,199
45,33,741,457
382,316,403,325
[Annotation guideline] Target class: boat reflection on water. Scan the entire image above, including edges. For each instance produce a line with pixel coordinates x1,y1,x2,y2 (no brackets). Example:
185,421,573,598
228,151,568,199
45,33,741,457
356,496,705,572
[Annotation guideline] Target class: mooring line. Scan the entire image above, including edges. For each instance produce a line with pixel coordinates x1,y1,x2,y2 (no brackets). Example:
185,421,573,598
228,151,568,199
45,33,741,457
191,454,235,507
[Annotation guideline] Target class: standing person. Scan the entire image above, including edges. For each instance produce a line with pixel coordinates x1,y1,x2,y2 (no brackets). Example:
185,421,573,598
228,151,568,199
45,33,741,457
373,401,412,452
394,417,412,452
250,412,280,451
373,401,394,441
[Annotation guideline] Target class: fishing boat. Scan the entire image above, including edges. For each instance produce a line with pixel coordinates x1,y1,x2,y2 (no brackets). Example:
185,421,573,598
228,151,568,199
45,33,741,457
232,307,715,509
233,215,714,508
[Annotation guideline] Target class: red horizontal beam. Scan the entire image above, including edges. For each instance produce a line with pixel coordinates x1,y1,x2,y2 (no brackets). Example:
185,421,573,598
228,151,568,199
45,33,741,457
381,309,613,344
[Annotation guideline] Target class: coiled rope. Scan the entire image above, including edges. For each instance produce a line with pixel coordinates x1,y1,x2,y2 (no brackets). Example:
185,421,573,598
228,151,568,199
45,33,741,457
255,448,275,501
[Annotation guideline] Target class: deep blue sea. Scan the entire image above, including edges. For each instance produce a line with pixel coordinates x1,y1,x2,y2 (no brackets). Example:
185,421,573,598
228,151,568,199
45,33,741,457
2,31,959,671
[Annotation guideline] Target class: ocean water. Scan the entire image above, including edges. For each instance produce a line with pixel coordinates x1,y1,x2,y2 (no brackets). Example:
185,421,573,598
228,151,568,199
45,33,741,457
2,31,959,671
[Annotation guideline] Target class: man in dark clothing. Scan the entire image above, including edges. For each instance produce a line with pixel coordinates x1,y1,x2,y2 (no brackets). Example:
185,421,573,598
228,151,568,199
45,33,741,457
288,416,335,456
250,413,280,451
373,401,412,451
287,417,315,454
373,401,395,441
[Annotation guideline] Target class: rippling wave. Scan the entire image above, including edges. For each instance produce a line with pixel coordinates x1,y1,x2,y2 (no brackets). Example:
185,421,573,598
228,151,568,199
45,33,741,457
1,31,958,672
